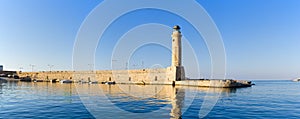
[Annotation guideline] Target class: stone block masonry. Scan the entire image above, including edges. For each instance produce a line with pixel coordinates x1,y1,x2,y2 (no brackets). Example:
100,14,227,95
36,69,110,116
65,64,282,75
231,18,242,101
17,66,179,85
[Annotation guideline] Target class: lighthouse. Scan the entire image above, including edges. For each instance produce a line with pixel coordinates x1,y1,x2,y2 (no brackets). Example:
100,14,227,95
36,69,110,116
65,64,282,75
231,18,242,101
172,25,182,66
171,25,185,81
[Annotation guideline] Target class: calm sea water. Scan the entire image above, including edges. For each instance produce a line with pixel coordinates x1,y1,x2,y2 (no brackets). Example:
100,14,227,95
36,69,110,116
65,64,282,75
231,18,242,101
0,80,300,119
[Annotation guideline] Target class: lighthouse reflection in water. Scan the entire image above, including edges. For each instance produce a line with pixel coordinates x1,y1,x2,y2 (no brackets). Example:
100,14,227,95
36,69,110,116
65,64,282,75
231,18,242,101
76,84,234,118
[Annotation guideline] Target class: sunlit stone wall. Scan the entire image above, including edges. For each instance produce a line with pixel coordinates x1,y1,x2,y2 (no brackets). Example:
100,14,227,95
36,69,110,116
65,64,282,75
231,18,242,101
17,66,178,84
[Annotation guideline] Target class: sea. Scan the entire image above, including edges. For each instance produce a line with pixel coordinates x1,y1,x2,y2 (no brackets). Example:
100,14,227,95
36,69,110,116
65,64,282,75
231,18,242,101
0,80,300,119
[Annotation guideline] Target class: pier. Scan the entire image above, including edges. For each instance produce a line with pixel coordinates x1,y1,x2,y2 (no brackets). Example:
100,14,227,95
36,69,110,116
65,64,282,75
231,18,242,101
16,25,252,88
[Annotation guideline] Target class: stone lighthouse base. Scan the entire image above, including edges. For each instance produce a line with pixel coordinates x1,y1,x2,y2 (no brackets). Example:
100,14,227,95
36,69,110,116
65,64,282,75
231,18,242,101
174,66,185,81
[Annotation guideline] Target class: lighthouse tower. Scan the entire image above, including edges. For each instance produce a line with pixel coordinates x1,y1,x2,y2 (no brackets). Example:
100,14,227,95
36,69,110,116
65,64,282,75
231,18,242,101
171,25,185,81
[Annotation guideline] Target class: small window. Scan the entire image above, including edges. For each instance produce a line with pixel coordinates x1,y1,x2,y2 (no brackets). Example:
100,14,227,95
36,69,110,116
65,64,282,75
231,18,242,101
155,76,158,81
129,77,131,81
109,77,111,81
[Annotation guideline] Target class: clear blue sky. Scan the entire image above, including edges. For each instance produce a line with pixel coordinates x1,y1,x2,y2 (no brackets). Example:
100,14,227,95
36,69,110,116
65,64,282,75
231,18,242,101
0,0,299,79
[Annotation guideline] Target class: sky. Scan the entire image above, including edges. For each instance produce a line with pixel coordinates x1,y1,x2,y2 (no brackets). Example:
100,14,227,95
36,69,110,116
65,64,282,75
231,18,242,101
0,0,300,79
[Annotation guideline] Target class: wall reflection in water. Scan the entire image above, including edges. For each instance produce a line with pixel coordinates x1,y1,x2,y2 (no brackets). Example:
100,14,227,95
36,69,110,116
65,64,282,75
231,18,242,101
76,84,237,119
0,81,237,118
0,81,77,104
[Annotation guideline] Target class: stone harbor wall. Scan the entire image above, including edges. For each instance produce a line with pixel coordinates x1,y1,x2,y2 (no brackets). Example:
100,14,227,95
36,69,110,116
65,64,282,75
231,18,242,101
17,65,252,88
17,66,179,84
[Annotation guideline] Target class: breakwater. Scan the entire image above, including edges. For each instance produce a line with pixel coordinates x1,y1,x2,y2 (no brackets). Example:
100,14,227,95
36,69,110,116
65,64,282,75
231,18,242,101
17,25,252,88
17,67,252,88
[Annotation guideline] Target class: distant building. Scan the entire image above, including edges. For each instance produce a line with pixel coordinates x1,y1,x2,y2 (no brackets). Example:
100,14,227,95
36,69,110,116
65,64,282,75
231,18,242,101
0,65,3,71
